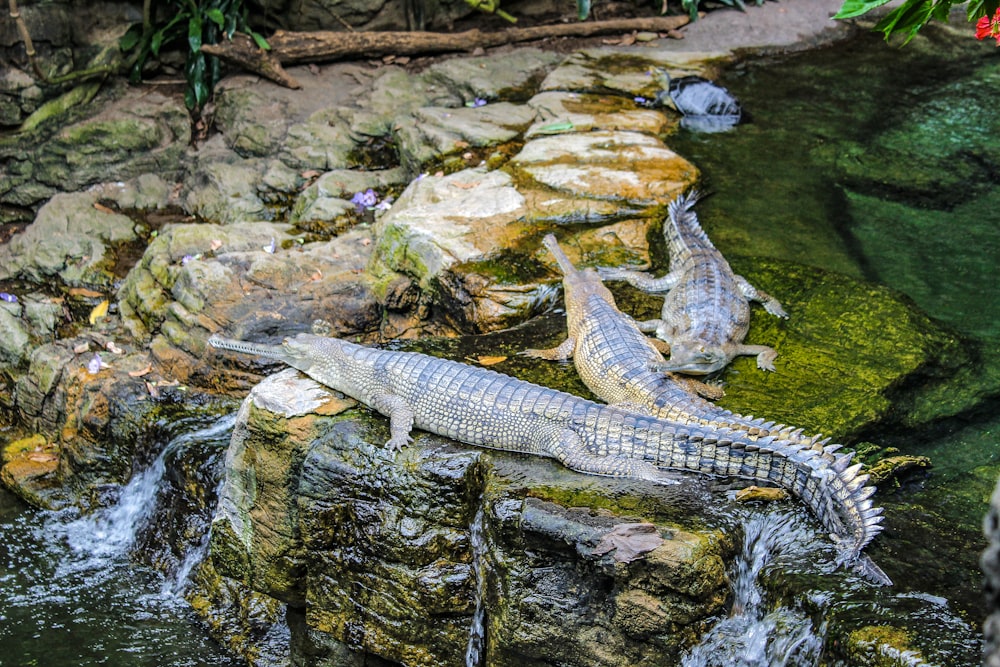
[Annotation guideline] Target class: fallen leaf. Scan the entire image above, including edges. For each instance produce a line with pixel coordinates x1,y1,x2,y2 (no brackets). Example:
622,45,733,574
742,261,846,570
73,342,91,355
105,341,124,354
476,355,507,366
93,202,116,214
301,169,321,179
450,181,480,189
594,523,663,563
27,452,58,463
453,140,470,149
360,238,371,246
309,269,323,282
734,486,788,503
145,381,160,398
129,364,153,378
395,56,410,65
68,287,104,298
209,239,223,251
88,299,109,325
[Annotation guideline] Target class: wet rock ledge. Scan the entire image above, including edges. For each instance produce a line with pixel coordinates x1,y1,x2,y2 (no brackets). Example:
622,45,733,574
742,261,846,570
193,370,732,666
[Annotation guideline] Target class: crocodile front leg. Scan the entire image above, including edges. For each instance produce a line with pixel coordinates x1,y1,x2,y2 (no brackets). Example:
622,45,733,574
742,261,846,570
599,268,681,294
522,336,576,361
370,393,415,451
735,275,789,318
735,344,779,372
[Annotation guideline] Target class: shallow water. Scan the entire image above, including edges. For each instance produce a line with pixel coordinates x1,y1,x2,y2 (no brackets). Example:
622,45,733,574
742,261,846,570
0,418,238,666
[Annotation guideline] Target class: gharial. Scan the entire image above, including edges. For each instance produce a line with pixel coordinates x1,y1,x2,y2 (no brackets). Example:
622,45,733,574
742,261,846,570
208,332,891,586
600,190,788,375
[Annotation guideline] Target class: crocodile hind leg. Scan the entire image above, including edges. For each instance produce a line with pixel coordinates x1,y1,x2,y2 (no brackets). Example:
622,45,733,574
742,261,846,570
735,344,779,372
370,393,416,451
735,275,789,318
522,336,576,361
547,428,676,484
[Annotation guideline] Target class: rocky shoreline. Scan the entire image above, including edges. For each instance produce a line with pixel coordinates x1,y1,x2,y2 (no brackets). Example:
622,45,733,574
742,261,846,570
0,2,993,665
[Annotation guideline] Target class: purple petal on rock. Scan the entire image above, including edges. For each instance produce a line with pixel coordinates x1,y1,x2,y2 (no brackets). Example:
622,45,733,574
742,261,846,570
0,292,17,303
87,353,103,374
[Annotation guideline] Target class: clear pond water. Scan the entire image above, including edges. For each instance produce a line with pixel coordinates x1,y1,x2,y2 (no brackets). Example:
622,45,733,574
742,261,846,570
1,22,998,667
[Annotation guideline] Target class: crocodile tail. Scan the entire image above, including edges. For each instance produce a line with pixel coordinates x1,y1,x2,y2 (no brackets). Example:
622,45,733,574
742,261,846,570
541,233,580,277
733,432,889,585
664,189,716,256
207,334,294,363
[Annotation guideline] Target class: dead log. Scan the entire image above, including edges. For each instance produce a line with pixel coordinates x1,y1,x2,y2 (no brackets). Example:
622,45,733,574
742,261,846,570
201,15,690,89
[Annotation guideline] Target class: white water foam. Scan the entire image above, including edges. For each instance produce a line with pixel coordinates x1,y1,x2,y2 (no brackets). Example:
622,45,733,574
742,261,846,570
465,506,487,667
682,510,825,667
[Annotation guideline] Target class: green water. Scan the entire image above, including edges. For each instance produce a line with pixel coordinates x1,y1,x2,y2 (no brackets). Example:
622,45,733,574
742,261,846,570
665,23,1000,645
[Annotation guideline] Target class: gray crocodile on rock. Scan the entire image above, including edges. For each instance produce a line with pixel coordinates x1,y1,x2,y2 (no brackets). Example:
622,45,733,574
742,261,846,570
208,333,890,585
601,190,788,375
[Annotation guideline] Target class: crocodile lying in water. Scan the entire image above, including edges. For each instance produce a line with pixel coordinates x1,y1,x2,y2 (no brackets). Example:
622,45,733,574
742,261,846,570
525,234,806,440
601,190,788,375
208,333,890,585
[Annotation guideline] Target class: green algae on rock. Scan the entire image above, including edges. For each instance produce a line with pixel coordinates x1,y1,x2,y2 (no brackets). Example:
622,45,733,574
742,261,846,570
713,258,971,439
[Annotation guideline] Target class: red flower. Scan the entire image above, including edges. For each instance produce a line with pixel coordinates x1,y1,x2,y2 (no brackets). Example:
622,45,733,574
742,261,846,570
976,7,1000,45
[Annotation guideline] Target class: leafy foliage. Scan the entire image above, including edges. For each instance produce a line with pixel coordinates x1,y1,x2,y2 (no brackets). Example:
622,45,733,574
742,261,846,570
120,0,269,112
834,0,1000,43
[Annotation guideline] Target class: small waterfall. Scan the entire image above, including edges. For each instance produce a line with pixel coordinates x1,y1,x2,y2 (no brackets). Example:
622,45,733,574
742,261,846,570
60,414,236,568
682,510,825,667
465,506,487,667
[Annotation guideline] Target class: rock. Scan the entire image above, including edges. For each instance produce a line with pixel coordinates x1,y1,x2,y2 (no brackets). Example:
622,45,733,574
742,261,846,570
526,91,673,138
203,370,732,666
289,167,409,230
0,303,31,366
0,190,138,285
393,101,537,172
509,130,699,215
0,88,189,209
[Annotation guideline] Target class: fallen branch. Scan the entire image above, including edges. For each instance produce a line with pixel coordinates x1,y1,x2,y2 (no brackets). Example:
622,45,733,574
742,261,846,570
202,15,690,89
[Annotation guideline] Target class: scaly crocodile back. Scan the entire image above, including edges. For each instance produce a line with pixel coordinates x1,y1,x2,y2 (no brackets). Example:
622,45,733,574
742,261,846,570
210,333,887,584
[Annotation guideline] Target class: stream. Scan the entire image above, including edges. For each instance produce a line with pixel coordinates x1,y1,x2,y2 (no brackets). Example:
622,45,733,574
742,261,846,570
1,22,997,667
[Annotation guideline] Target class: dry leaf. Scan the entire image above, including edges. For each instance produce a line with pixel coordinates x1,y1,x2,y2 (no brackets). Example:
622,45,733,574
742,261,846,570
450,181,480,189
73,342,91,355
594,523,663,563
309,270,323,282
477,355,507,366
88,299,109,325
453,140,470,149
105,341,124,354
68,287,104,298
209,239,223,252
27,452,58,463
93,202,116,214
734,486,788,503
301,169,321,179
129,364,153,378
145,381,160,398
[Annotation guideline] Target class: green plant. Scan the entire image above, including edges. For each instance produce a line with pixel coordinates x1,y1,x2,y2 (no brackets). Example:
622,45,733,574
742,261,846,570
120,0,268,112
834,0,1000,44
678,0,767,22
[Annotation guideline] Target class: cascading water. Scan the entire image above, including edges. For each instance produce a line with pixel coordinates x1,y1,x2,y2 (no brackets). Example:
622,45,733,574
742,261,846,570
682,509,826,667
465,506,487,667
0,415,239,666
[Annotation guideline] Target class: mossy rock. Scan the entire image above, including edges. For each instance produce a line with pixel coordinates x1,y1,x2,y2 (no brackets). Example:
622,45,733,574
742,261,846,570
708,258,972,440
